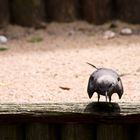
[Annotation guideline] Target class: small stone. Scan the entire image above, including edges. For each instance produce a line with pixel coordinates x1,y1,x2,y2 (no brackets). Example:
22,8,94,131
103,30,116,39
120,28,133,35
0,35,8,44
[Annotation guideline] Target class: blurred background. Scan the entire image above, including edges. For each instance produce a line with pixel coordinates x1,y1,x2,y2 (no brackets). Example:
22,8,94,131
1,0,140,27
0,0,140,103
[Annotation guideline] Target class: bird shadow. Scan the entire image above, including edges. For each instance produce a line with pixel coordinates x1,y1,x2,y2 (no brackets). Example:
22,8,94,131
84,102,121,114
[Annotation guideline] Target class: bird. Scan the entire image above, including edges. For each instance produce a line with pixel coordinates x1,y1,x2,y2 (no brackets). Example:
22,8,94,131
87,63,123,102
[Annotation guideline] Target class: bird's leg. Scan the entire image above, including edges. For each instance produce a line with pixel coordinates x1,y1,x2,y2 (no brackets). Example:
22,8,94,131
105,91,108,102
109,96,111,102
98,94,100,102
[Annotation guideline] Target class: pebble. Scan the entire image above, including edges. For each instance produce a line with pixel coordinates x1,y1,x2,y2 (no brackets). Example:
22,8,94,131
103,30,116,39
0,35,8,44
120,28,133,35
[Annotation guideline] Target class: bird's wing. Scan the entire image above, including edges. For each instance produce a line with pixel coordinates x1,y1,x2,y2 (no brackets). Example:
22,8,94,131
87,75,96,98
116,77,124,98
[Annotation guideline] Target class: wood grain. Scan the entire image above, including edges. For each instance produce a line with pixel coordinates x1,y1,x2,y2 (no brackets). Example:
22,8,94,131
0,102,139,124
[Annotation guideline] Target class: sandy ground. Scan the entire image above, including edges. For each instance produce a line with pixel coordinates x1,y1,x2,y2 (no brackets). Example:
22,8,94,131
0,21,140,104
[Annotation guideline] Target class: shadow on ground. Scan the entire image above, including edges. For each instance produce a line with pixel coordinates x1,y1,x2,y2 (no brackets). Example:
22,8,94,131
84,102,121,114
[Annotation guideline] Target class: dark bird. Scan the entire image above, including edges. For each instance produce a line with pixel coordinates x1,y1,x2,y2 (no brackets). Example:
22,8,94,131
87,63,123,102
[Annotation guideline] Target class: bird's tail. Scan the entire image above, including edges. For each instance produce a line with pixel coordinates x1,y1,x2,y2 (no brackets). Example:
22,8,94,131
87,62,98,69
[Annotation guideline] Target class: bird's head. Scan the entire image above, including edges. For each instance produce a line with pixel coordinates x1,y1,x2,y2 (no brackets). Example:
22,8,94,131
97,76,115,94
98,82,114,92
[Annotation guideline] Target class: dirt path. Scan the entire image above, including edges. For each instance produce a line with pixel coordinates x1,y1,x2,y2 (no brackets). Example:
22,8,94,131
0,21,140,103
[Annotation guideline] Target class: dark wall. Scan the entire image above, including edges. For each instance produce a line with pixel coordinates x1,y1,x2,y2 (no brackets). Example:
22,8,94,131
0,0,140,27
117,0,140,23
0,0,10,28
11,0,46,27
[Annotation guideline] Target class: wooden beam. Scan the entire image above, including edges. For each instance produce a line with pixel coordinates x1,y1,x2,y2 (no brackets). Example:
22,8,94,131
46,0,78,22
117,0,140,23
0,102,139,124
11,0,46,27
80,0,113,24
0,0,10,27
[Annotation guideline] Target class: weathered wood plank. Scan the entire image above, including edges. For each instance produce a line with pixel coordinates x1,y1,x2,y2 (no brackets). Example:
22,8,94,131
0,102,139,115
80,0,113,24
0,124,138,140
136,126,140,140
61,124,96,140
0,125,22,140
46,0,78,22
97,124,129,140
25,123,60,140
0,102,139,124
117,0,140,23
0,0,10,27
11,0,46,27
